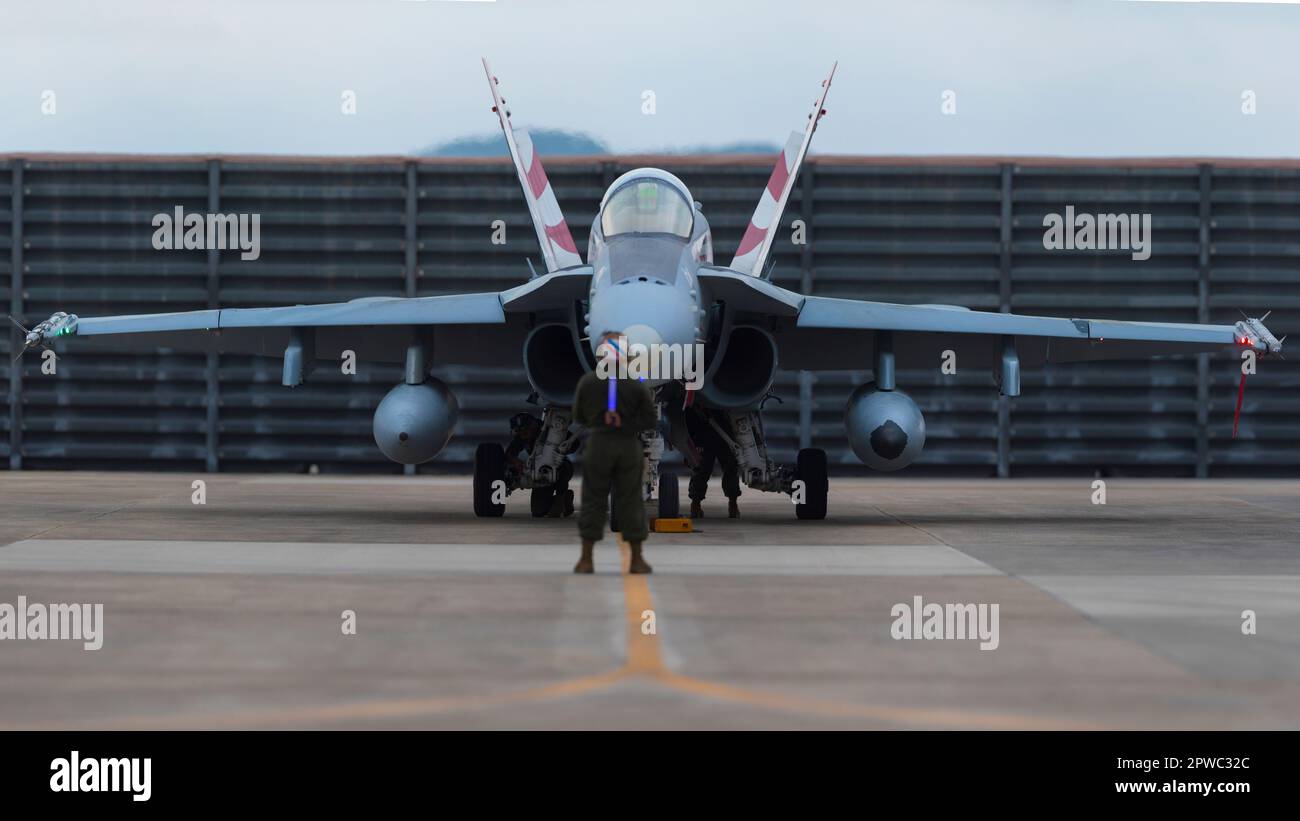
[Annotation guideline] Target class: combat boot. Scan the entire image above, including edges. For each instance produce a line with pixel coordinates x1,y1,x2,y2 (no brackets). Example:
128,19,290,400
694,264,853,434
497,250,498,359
627,541,653,574
690,500,704,519
728,498,740,519
574,540,595,574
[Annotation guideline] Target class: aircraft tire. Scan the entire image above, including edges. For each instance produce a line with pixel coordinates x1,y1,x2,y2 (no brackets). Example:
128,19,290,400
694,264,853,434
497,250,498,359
473,443,506,517
658,472,679,519
530,486,553,518
794,447,828,520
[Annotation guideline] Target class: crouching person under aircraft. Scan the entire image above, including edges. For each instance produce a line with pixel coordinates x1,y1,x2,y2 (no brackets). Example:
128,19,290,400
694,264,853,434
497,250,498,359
506,412,575,517
684,404,741,519
571,332,657,575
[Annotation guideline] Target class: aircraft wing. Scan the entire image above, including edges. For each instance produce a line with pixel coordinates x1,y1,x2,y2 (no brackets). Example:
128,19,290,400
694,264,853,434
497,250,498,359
18,272,593,369
779,293,1282,372
66,292,505,337
695,273,1283,373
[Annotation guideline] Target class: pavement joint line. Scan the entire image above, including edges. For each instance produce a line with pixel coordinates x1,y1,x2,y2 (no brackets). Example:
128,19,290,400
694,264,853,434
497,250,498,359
868,503,953,548
612,538,1110,730
5,476,1298,730
1214,495,1300,521
861,498,1194,679
18,489,181,544
853,503,1269,685
4,534,1110,731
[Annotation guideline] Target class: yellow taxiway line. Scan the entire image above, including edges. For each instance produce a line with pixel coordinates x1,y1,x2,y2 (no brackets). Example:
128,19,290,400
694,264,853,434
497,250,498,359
12,538,1107,730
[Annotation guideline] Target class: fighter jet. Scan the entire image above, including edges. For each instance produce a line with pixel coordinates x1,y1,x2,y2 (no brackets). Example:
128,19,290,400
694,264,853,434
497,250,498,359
13,60,1284,521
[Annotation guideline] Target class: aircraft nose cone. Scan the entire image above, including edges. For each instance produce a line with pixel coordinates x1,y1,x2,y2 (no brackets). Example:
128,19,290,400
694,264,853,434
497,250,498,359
620,323,663,350
589,281,697,356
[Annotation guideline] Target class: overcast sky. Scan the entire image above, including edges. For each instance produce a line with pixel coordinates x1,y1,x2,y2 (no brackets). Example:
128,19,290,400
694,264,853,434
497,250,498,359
2,0,1298,158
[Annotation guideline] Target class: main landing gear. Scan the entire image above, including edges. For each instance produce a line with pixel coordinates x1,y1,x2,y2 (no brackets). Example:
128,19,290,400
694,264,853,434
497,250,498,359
473,406,577,518
474,403,827,521
699,409,829,521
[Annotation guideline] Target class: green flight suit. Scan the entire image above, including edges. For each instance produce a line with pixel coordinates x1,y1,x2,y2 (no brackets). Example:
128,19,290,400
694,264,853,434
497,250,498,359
572,371,657,543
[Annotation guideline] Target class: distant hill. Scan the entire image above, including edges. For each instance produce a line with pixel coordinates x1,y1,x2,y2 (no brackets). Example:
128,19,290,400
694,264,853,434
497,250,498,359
670,140,780,155
421,129,779,157
422,129,609,157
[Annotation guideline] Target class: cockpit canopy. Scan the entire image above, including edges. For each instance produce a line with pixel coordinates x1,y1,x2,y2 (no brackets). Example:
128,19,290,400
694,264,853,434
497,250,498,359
599,177,694,240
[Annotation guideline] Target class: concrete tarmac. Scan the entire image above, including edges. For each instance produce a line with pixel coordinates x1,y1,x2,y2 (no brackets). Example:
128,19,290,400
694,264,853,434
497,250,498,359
0,472,1298,729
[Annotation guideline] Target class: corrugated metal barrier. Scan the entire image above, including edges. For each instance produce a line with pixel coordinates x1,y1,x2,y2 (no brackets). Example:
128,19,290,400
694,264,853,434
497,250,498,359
2,154,1296,476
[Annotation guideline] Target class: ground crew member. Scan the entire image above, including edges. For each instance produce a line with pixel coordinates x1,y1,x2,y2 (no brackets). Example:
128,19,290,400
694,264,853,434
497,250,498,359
571,333,657,575
684,404,741,519
505,412,574,517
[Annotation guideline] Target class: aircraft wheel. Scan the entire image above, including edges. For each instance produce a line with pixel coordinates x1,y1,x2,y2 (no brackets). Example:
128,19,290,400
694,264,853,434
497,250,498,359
658,472,679,519
473,443,506,518
530,486,554,518
794,447,828,520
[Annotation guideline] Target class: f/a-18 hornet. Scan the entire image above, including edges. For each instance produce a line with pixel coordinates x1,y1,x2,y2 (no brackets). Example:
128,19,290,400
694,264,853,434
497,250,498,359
15,60,1284,521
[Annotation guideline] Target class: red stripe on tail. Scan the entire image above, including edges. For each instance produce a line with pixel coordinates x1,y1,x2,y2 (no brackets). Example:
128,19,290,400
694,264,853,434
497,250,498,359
525,152,549,199
735,223,767,257
544,221,578,255
766,151,790,200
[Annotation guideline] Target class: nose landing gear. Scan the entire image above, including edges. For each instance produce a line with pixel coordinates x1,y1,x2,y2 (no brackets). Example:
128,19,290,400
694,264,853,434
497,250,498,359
658,471,679,519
